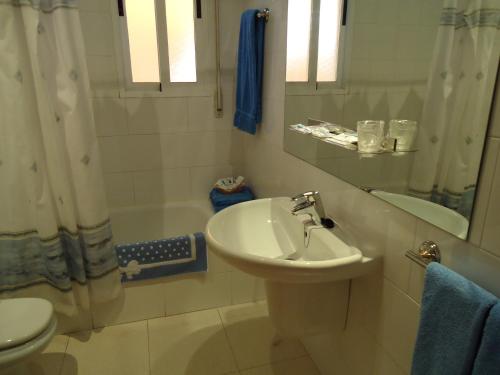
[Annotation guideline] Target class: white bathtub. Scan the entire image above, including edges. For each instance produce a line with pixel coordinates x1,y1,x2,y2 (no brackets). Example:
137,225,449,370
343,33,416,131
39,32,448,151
110,200,214,244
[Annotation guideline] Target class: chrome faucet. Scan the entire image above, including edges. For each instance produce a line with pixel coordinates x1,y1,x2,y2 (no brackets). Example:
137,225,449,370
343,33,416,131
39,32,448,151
291,191,334,229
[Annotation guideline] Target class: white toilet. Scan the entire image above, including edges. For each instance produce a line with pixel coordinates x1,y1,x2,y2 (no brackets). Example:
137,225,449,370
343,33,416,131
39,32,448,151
0,298,57,371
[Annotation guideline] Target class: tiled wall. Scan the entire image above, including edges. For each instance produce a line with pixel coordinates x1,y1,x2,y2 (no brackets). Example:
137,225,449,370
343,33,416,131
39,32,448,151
79,0,243,210
241,0,500,374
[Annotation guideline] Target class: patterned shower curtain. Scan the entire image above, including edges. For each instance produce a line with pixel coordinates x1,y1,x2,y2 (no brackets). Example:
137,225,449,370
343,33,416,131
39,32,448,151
0,0,120,315
408,0,500,220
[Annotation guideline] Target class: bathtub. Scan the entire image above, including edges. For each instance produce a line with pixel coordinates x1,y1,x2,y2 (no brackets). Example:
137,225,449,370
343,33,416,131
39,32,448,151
110,200,214,244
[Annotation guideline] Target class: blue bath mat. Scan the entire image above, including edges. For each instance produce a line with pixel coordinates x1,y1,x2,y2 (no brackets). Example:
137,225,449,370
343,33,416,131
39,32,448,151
115,232,207,282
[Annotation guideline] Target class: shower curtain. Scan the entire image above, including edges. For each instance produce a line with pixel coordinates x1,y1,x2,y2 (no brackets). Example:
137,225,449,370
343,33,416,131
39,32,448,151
408,0,500,219
0,0,120,315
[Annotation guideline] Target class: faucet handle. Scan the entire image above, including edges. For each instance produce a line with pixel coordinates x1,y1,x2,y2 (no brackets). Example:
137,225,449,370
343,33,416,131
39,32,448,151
291,191,319,202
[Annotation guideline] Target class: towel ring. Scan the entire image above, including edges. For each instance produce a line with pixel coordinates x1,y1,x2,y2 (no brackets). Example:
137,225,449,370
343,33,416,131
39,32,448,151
405,241,441,268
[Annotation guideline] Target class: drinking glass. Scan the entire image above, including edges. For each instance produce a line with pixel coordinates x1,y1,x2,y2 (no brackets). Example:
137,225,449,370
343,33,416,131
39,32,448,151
389,120,418,151
357,120,385,153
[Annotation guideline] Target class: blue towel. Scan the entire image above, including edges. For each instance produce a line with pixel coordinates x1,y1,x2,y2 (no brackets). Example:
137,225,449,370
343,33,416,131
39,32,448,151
210,186,255,212
115,233,207,282
411,263,497,375
472,303,500,374
234,9,266,135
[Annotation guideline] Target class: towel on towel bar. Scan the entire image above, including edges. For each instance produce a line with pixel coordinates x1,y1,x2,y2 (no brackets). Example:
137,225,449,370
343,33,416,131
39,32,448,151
472,303,500,374
233,9,266,134
411,262,497,375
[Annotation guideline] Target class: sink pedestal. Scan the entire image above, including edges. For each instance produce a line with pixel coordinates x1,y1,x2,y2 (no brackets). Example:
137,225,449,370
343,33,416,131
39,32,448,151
265,280,349,338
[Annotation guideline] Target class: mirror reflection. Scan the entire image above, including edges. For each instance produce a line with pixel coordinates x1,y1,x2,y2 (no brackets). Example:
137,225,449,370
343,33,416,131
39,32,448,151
283,0,500,239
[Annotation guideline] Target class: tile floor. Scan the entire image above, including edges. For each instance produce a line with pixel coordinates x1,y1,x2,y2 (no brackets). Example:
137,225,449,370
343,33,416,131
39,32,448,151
14,302,321,375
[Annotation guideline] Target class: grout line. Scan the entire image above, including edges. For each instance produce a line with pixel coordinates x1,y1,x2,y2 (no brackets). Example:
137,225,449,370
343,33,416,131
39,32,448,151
146,320,152,375
216,308,241,371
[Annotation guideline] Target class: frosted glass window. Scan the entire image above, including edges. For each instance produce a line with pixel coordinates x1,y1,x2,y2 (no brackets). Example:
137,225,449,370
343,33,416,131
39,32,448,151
286,0,312,82
317,0,342,82
125,0,160,83
165,0,197,82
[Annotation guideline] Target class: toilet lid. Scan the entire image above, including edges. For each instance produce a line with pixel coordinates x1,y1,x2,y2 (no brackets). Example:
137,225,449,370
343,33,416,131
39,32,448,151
0,298,54,350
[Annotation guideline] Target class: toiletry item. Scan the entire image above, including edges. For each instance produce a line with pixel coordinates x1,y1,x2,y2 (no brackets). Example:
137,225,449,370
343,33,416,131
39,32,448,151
289,124,313,134
311,127,332,138
214,176,246,194
357,120,385,153
323,133,358,150
389,119,418,151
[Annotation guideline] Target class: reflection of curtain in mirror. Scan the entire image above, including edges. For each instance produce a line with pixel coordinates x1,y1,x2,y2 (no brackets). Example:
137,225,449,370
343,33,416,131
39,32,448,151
408,0,500,220
0,0,121,315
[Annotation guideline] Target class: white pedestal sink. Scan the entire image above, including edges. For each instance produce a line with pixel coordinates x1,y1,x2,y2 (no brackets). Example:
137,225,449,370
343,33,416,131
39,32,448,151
206,197,377,337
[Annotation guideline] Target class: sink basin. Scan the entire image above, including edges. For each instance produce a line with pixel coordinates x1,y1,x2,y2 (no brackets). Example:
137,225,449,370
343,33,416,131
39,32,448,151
206,197,368,283
371,190,469,239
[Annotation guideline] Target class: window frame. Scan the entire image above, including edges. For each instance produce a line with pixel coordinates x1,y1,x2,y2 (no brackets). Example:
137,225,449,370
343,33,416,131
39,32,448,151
286,0,347,96
117,0,214,96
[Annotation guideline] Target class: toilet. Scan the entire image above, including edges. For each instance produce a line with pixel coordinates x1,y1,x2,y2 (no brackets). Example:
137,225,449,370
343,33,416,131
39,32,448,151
0,298,57,370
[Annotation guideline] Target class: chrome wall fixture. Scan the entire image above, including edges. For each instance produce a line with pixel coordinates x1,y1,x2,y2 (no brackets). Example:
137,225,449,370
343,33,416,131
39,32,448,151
406,241,441,268
257,8,271,22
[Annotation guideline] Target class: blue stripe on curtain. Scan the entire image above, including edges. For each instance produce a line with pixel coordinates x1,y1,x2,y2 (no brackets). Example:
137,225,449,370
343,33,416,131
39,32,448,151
0,221,118,293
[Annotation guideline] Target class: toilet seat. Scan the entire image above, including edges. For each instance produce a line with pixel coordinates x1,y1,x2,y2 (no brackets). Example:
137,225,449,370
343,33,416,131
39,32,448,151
0,298,54,350
0,298,57,369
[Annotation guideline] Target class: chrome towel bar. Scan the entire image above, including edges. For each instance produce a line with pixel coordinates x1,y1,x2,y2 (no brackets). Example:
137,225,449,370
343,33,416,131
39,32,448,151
406,241,441,268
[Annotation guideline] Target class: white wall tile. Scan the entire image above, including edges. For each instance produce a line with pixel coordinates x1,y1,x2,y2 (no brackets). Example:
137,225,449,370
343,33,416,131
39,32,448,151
469,138,499,246
382,208,417,292
189,165,233,199
372,343,406,375
92,284,165,328
103,172,135,207
93,98,128,136
79,11,114,56
133,168,190,205
187,95,233,132
378,280,420,372
163,273,231,316
87,55,120,92
160,131,233,168
408,262,425,304
126,98,188,134
480,146,500,256
99,135,162,172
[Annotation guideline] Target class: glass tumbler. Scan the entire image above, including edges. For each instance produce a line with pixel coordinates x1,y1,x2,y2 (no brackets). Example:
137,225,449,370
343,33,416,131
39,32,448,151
357,120,385,153
389,120,418,151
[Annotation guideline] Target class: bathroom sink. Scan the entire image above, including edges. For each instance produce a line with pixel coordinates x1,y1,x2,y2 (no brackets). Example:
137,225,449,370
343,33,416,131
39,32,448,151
371,190,469,240
206,197,369,283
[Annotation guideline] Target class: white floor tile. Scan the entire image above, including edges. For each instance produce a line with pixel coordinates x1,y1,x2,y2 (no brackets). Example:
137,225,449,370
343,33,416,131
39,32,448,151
61,321,149,375
239,357,320,375
148,309,237,375
219,303,307,370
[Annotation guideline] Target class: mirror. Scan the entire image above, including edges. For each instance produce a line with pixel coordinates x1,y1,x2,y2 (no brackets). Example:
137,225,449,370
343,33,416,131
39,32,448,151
283,0,500,240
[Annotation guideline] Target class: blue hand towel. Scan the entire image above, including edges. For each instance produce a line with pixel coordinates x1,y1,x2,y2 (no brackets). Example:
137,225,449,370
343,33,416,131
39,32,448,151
234,9,266,135
210,186,255,212
472,303,500,375
411,263,497,375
